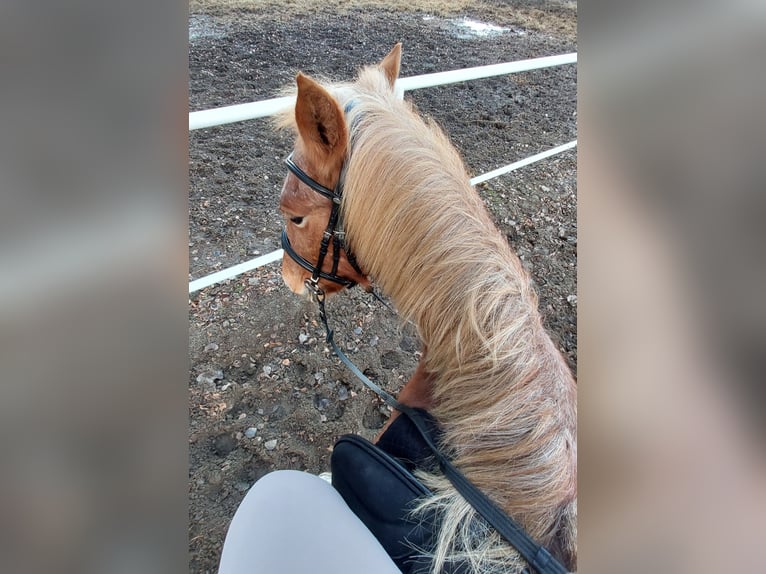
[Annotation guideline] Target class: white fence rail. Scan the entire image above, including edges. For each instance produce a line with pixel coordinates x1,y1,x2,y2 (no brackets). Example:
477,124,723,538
189,53,576,131
189,53,577,293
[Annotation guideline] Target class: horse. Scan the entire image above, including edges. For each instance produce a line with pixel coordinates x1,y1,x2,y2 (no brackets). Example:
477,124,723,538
276,44,577,573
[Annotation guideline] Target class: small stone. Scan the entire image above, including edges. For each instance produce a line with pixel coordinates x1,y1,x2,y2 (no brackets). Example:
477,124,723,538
558,227,567,239
244,427,257,438
362,403,385,429
399,336,418,353
204,342,219,352
381,350,401,369
369,335,379,347
337,385,350,401
540,185,551,193
353,326,363,336
257,408,264,415
196,368,224,386
212,434,237,456
314,372,324,383
248,277,260,286
264,439,278,451
298,333,309,344
566,294,577,306
234,481,250,493
262,365,272,376
222,320,230,328
281,358,290,366
314,395,331,411
207,470,223,486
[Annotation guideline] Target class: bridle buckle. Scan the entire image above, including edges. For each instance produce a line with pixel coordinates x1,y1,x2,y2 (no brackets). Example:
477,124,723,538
304,278,325,303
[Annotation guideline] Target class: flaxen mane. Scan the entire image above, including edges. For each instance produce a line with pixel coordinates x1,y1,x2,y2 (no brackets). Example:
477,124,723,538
279,59,576,573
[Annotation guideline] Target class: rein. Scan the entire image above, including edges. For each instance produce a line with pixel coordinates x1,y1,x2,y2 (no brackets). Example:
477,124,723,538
281,152,568,574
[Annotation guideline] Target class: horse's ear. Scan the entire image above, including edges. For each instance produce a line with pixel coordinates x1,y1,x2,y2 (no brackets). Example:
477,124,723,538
294,73,348,162
379,43,402,89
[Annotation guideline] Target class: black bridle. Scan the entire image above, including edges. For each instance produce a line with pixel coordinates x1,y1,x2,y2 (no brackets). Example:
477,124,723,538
280,151,364,294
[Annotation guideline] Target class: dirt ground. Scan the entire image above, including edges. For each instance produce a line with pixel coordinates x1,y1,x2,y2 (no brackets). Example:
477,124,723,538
189,1,576,571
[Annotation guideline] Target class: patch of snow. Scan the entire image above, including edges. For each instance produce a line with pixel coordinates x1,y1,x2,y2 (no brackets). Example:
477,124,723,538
189,15,227,42
452,17,508,39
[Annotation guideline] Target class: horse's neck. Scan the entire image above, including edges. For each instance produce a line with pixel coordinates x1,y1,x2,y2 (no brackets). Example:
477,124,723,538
343,105,576,401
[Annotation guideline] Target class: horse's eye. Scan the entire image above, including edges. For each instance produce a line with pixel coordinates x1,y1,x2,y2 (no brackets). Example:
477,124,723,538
290,216,305,226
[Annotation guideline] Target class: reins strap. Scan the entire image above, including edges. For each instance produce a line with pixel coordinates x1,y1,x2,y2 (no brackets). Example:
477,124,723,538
397,405,569,574
314,290,568,574
315,289,400,411
366,287,396,314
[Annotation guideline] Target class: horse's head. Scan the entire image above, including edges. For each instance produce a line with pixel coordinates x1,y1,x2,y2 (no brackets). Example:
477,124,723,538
278,44,402,298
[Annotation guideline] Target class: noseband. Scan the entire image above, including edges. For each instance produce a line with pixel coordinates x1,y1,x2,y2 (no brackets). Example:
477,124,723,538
280,151,364,294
